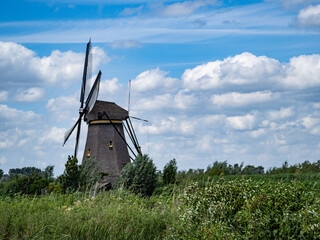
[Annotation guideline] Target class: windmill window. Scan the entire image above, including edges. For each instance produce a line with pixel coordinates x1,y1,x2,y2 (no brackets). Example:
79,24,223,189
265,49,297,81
109,141,113,150
87,149,91,157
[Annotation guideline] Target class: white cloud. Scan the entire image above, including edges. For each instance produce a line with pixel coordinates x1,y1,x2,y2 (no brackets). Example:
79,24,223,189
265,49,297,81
134,94,173,111
134,90,197,111
41,126,67,144
268,107,294,120
283,54,320,88
183,52,320,91
182,52,281,90
0,104,39,126
14,87,45,102
0,42,108,88
297,4,320,29
46,95,79,122
131,67,179,92
211,91,275,107
249,128,266,138
226,114,256,130
301,115,319,129
100,77,121,94
46,95,78,113
0,91,8,102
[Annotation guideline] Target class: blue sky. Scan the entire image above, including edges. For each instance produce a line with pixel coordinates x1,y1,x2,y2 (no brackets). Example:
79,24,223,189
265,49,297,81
1,0,320,175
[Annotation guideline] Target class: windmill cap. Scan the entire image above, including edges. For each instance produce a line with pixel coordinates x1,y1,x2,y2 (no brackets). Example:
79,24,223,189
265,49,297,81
86,100,129,122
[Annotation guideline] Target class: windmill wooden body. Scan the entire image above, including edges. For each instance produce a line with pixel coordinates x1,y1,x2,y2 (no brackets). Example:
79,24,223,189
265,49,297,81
63,40,141,185
82,100,130,184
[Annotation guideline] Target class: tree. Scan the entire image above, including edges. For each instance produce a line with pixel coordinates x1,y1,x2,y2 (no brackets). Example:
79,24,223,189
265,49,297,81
163,159,177,185
0,169,3,179
117,154,157,197
60,156,81,192
9,167,41,178
42,165,54,181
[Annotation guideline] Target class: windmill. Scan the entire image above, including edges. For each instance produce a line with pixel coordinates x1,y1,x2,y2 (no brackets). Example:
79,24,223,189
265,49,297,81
63,40,142,185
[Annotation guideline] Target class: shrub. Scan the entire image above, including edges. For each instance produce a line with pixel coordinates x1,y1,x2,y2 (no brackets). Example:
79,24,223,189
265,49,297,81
117,154,157,197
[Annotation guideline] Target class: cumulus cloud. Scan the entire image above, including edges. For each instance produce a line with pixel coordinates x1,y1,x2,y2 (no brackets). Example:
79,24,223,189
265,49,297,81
226,114,256,130
249,128,266,138
211,91,276,107
301,115,319,129
182,52,282,90
182,52,320,90
14,87,45,102
268,107,294,120
131,67,179,92
0,91,8,102
140,116,196,136
100,77,121,94
0,104,39,129
297,4,320,29
134,91,196,111
283,54,320,88
0,41,108,88
46,95,78,113
41,126,67,144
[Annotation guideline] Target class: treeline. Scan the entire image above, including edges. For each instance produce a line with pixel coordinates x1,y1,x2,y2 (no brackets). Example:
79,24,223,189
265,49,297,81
267,160,320,174
0,166,54,196
1,158,320,197
177,160,320,179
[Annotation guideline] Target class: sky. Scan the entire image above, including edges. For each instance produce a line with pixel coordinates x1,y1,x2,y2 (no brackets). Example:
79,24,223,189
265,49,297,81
1,0,320,175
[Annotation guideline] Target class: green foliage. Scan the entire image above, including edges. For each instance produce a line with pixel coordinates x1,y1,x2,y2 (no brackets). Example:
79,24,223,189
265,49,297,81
117,154,158,197
42,165,54,181
0,169,3,179
1,177,320,239
267,160,320,174
0,191,175,240
59,156,81,192
163,159,177,185
80,157,101,187
8,167,41,178
0,173,49,196
171,178,320,239
206,161,264,176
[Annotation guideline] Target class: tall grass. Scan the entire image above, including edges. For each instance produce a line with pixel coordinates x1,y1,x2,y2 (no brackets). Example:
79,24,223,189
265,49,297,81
0,190,177,240
1,175,320,239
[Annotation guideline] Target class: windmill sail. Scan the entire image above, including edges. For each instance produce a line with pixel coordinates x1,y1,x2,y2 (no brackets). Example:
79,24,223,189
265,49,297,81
85,71,101,113
84,44,92,102
62,40,101,158
63,116,81,146
80,40,92,105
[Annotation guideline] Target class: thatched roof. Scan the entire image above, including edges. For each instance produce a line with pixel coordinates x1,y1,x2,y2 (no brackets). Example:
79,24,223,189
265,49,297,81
86,100,128,121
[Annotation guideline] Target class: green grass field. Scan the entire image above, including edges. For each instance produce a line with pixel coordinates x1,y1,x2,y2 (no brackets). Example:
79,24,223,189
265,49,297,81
1,174,320,239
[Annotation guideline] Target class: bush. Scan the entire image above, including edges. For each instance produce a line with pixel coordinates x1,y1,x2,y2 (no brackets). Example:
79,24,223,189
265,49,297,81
117,154,157,197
